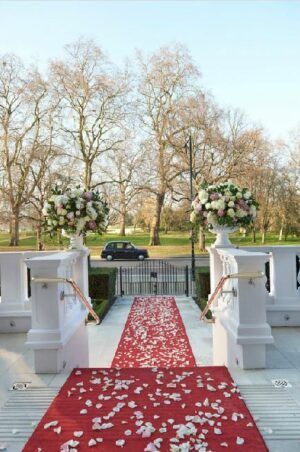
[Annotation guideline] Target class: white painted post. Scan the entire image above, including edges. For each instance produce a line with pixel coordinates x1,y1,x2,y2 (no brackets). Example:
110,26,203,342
242,245,300,326
0,251,54,332
25,252,89,373
212,248,273,369
267,246,300,326
73,247,91,303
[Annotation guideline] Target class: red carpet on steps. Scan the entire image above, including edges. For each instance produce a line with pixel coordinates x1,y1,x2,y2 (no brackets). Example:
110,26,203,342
111,296,197,368
23,367,268,451
23,296,268,451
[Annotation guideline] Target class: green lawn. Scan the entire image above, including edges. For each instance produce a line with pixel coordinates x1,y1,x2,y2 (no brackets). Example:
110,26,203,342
0,230,299,257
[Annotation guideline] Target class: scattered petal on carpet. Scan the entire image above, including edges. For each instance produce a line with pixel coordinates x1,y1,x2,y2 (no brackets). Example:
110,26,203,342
23,296,268,451
23,367,268,451
111,296,196,368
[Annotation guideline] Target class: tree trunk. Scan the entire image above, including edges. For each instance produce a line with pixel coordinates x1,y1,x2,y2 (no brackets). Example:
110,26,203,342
9,212,20,246
149,193,165,245
119,214,126,236
36,223,44,251
278,225,283,241
261,229,266,244
252,228,256,243
84,161,92,190
198,226,206,252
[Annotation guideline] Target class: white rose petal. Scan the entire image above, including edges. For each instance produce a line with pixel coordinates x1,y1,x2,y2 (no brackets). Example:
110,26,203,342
236,437,245,445
74,431,83,437
44,420,58,429
88,438,97,446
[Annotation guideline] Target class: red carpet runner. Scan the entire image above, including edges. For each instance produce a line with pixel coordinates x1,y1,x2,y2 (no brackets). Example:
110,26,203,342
23,296,268,451
111,296,196,368
23,367,267,451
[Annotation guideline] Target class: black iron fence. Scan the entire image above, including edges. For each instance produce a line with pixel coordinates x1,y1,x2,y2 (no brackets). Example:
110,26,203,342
118,260,189,296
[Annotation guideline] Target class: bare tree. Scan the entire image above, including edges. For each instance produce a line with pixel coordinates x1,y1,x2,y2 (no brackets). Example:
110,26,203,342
0,54,57,245
101,142,143,236
136,44,200,245
50,38,130,189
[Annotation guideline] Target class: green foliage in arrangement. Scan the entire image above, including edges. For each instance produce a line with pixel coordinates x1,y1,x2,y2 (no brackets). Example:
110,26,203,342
194,266,212,319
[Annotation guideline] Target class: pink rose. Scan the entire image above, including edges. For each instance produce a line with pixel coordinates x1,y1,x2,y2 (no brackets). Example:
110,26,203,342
217,209,224,217
87,220,97,231
83,191,93,201
67,212,75,220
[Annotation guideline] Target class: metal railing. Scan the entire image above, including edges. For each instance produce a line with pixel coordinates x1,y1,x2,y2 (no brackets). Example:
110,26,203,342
31,277,100,324
200,271,264,322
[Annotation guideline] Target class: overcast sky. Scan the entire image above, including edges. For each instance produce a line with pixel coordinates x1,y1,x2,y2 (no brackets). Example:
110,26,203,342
0,0,299,140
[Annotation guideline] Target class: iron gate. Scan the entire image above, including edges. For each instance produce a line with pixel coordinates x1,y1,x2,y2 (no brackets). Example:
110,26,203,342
118,260,189,296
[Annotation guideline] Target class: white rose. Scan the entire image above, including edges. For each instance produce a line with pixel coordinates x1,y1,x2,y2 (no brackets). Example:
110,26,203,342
76,218,86,234
228,201,235,207
236,209,247,218
42,203,50,215
190,211,197,223
227,208,235,218
59,216,65,225
76,211,81,216
198,189,209,204
211,200,218,209
207,212,217,224
205,202,211,209
250,205,257,217
236,192,242,199
216,199,225,210
243,191,251,199
73,188,83,197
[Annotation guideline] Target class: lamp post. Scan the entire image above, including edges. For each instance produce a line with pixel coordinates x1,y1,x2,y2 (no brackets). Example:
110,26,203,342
186,135,196,283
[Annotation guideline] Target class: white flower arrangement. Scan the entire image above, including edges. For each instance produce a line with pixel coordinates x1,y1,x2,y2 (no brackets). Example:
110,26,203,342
43,186,109,236
190,181,258,229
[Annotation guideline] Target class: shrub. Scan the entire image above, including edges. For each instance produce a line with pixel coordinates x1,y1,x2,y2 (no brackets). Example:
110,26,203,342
88,267,117,322
88,298,111,321
88,267,117,302
194,266,212,319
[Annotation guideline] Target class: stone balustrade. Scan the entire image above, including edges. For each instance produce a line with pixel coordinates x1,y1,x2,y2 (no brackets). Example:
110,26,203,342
25,251,89,373
209,246,273,369
241,246,300,326
0,251,55,332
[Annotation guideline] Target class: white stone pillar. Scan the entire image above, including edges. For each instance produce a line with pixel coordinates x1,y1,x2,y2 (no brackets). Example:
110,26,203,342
72,246,91,303
212,248,273,369
267,246,300,326
25,252,89,373
242,245,300,326
0,251,54,332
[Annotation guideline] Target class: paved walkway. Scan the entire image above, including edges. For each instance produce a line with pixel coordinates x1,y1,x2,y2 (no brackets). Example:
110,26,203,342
1,296,300,451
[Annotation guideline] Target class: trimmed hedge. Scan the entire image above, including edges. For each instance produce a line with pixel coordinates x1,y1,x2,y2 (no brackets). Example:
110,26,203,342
194,266,212,319
89,267,117,302
88,298,111,321
88,267,118,322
